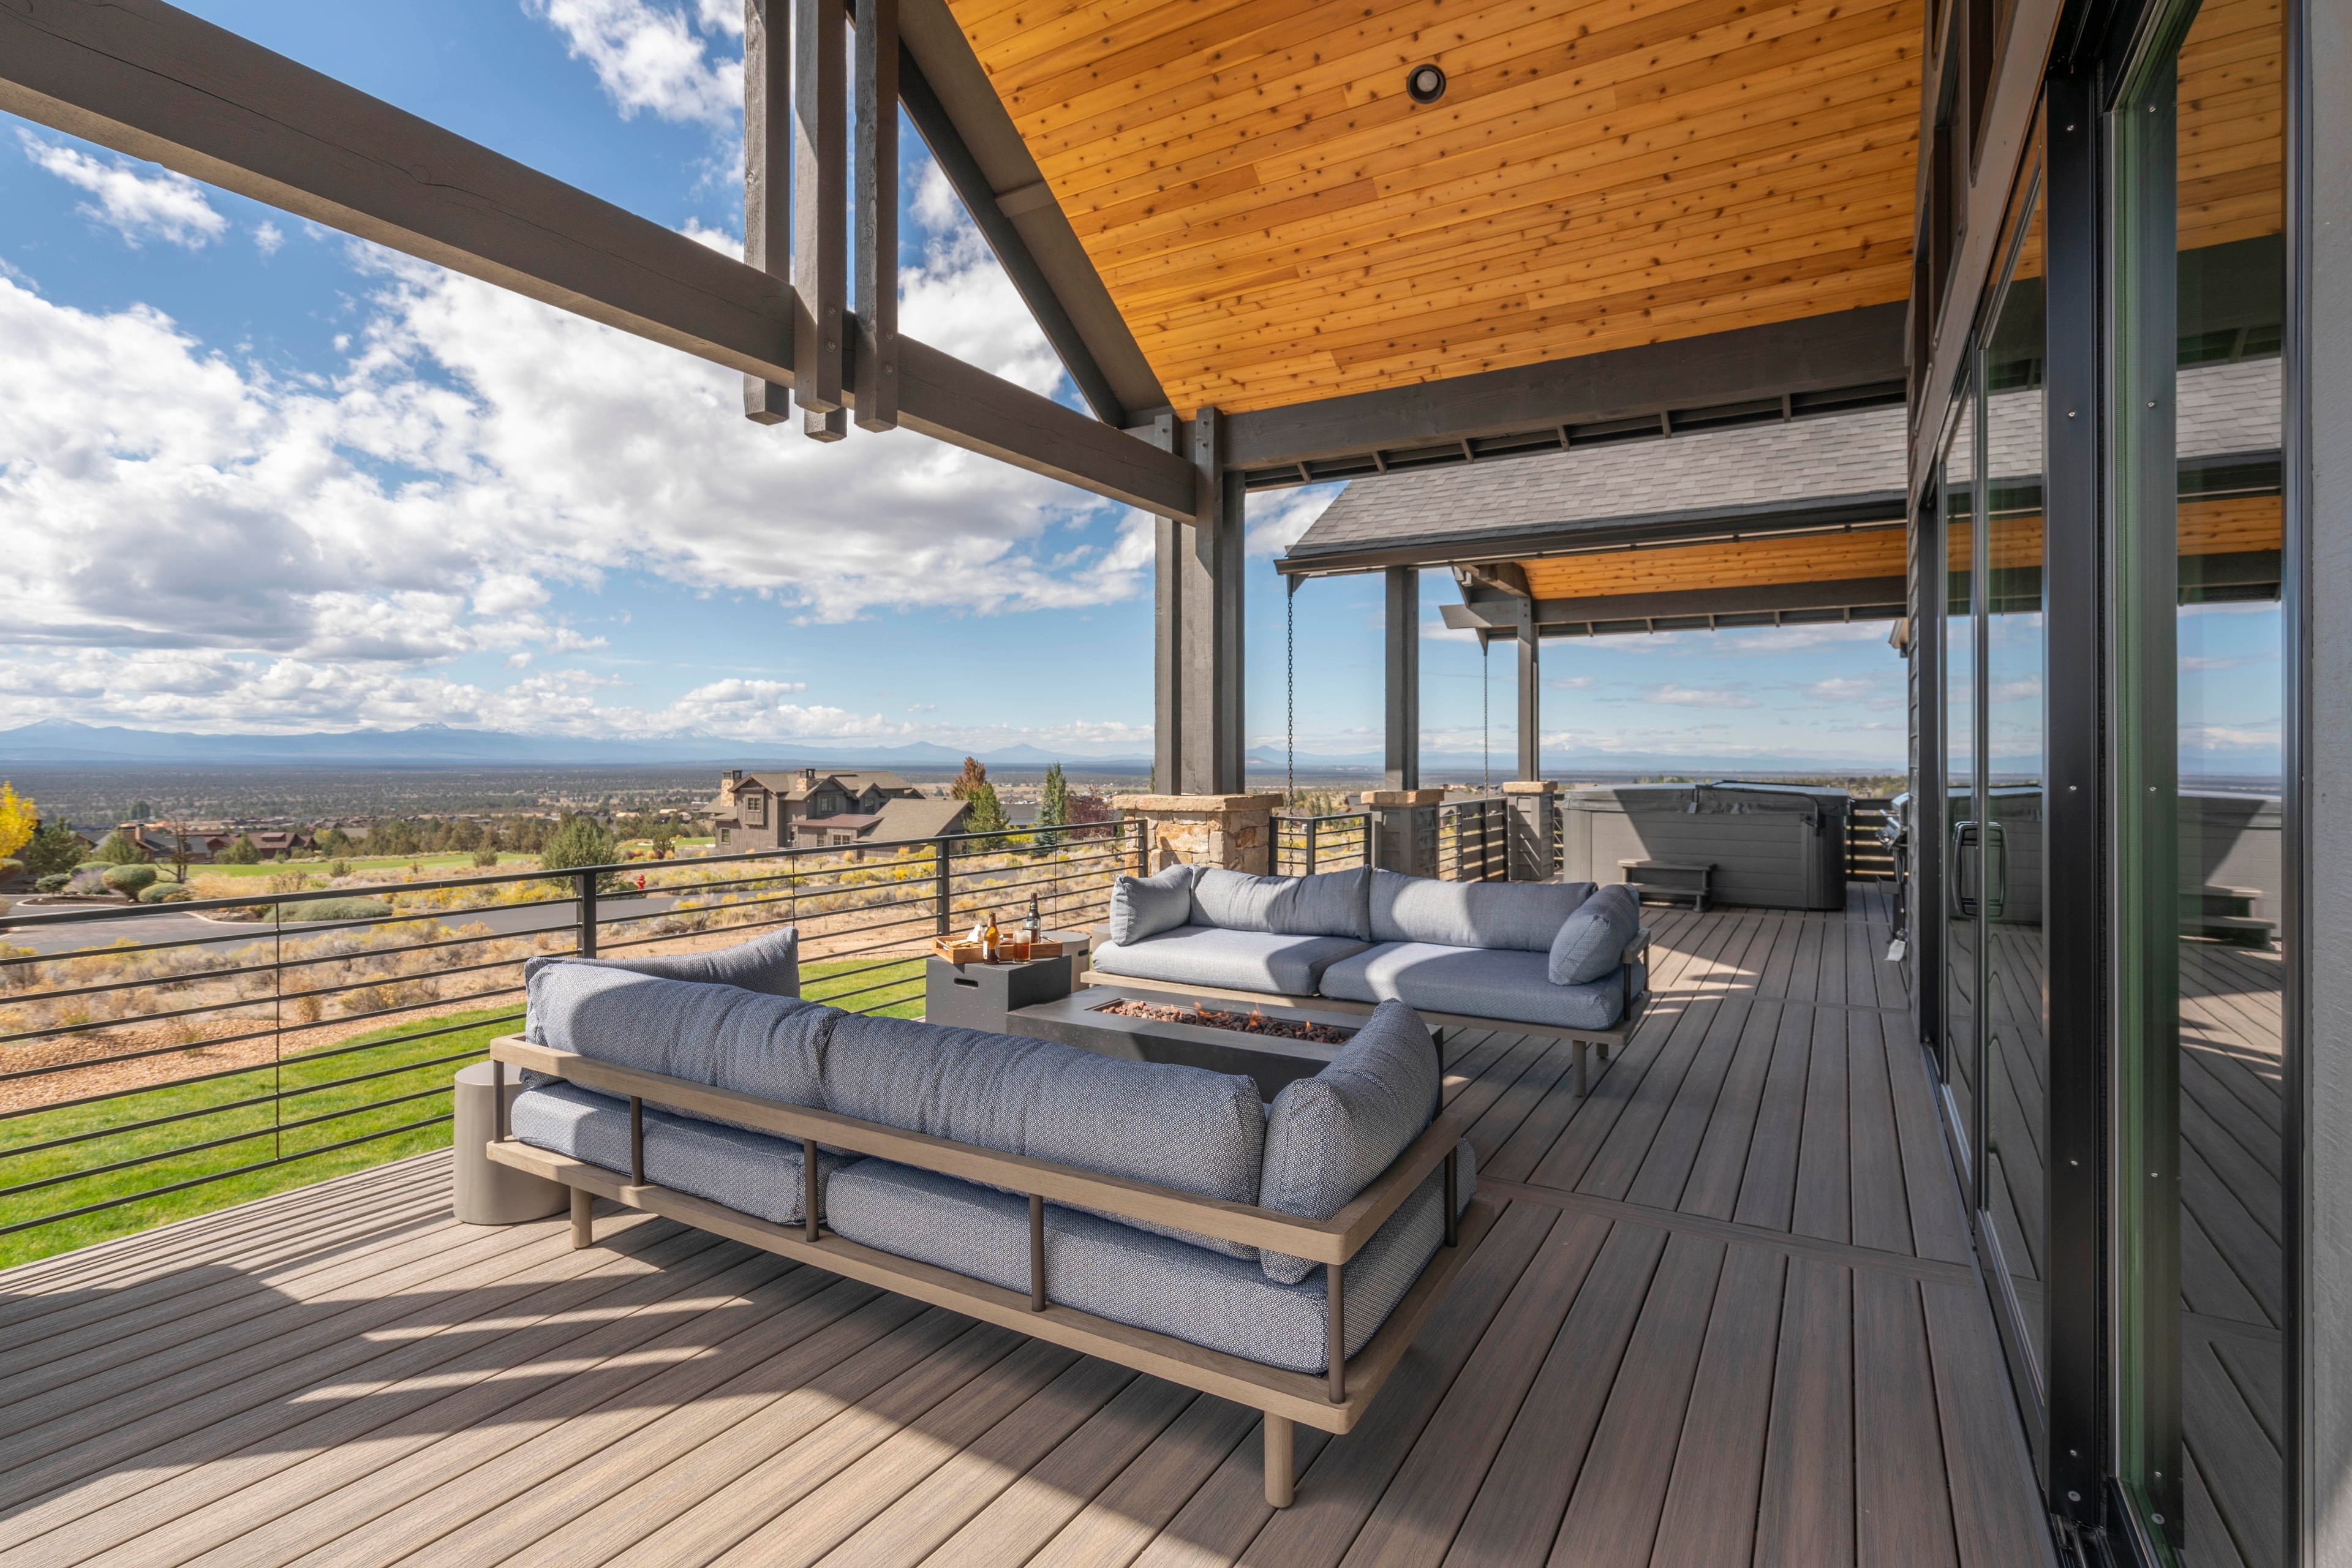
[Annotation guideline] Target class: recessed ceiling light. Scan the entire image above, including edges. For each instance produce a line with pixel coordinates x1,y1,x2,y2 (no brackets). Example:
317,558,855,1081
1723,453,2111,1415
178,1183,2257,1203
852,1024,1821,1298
1406,64,1447,104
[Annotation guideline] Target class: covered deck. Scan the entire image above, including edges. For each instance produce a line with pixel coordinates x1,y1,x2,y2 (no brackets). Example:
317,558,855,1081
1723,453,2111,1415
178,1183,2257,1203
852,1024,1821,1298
0,889,2053,1568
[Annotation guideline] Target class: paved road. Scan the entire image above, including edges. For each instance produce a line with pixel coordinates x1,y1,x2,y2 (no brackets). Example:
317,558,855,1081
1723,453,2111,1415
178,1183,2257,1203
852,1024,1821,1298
0,893,680,957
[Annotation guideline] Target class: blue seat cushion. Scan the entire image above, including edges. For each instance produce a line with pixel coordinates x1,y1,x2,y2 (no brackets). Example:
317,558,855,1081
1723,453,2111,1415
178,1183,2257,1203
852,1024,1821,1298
1320,943,1627,1032
1257,1000,1441,1283
1090,925,1368,998
509,1080,854,1227
1368,870,1597,953
524,964,836,1114
822,1151,1474,1374
524,927,799,998
821,1012,1265,1260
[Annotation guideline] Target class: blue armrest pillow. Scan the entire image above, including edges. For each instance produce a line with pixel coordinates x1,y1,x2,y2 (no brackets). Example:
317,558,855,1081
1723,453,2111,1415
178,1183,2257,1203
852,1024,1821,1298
524,925,799,997
1548,884,1640,985
1107,863,1197,944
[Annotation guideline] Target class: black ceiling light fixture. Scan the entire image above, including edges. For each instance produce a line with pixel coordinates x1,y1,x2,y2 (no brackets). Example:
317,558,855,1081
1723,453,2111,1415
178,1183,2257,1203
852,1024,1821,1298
1406,63,1447,104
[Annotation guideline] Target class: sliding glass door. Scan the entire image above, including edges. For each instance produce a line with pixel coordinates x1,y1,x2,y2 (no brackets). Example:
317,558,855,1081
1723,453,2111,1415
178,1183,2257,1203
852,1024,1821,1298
2109,0,2288,1558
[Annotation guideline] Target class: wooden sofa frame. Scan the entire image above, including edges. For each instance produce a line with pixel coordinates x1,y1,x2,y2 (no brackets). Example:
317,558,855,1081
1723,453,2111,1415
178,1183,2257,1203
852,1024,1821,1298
1080,928,1653,1097
483,1035,1493,1507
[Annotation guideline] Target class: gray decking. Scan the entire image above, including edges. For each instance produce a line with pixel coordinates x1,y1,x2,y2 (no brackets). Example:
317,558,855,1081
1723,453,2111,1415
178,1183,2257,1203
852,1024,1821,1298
0,888,2057,1568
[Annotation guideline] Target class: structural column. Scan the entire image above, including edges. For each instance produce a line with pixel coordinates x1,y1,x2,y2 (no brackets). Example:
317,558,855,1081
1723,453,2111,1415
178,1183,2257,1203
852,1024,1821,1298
1515,615,1542,782
1385,566,1419,791
1112,794,1279,873
1366,790,1440,878
1156,412,1245,796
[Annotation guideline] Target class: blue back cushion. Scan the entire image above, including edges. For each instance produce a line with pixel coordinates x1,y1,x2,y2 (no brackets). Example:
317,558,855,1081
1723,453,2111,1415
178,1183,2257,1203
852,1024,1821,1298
1548,883,1640,984
1256,1000,1439,1283
524,927,799,997
525,963,832,1110
1107,864,1197,944
1369,869,1597,952
823,1012,1266,1259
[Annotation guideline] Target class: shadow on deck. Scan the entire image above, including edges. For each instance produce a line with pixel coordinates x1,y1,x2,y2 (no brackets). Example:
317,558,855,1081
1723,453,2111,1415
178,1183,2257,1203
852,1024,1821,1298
0,886,2056,1568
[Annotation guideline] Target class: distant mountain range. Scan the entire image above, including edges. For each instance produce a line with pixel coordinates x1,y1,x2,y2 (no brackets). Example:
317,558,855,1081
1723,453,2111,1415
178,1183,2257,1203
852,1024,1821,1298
0,720,1149,770
0,720,1901,777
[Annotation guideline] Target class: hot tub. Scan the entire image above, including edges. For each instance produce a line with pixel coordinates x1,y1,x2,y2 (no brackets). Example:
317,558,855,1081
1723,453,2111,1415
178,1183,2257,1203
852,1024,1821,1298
1556,782,1852,911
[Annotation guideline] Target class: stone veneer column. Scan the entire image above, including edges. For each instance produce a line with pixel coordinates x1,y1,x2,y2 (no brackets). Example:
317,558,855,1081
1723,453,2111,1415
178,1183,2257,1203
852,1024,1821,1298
1364,789,1441,879
1112,794,1281,874
1503,779,1559,881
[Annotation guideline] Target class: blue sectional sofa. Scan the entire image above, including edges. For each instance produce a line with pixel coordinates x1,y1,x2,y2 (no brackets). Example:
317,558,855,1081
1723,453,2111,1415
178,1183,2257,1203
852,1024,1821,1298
1087,864,1650,1095
484,944,1485,1507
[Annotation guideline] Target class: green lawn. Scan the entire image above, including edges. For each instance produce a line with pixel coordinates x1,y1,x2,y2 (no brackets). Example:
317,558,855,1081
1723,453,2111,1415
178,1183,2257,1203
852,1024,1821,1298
0,954,934,1271
189,852,522,883
0,1006,516,1270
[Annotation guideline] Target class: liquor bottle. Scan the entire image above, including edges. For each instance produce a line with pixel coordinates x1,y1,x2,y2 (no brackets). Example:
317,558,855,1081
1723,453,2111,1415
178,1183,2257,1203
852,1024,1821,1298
983,910,998,961
1024,894,1041,944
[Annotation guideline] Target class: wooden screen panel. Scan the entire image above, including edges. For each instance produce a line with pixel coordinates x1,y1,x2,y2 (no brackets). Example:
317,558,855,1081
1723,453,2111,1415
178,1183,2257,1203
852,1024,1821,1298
949,0,1923,414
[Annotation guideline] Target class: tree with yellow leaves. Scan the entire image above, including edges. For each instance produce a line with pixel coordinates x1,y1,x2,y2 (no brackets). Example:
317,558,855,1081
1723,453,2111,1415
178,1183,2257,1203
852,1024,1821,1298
0,782,35,862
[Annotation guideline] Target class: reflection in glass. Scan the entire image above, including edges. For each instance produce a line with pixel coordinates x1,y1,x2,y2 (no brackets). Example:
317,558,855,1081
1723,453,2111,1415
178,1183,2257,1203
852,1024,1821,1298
1943,388,1979,1136
2114,0,2286,1557
1980,181,2048,1381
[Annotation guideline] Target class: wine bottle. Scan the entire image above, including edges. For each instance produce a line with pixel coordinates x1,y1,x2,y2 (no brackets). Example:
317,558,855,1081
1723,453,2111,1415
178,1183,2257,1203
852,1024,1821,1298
1025,894,1041,944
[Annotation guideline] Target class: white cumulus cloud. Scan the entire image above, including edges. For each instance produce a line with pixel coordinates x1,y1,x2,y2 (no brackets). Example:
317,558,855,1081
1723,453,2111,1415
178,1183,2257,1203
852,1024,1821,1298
526,0,744,126
18,132,229,249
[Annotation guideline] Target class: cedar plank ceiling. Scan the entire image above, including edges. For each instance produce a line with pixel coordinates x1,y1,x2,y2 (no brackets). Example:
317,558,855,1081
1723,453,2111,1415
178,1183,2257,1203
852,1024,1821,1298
947,0,1924,415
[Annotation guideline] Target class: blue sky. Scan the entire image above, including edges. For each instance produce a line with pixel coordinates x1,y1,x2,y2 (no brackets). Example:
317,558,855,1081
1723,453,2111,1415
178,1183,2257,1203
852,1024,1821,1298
0,0,1928,769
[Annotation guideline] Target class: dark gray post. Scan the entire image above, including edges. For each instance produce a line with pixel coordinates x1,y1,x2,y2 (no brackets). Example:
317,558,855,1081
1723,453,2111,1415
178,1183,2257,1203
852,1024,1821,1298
933,835,952,935
576,869,598,957
741,0,791,424
1385,566,1419,792
1179,409,1245,794
851,0,897,429
792,0,846,439
1515,620,1541,782
1150,412,1182,796
2299,0,2346,1549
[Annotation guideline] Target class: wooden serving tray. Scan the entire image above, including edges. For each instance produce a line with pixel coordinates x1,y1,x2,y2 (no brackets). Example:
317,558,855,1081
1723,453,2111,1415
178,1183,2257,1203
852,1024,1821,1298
931,935,1064,963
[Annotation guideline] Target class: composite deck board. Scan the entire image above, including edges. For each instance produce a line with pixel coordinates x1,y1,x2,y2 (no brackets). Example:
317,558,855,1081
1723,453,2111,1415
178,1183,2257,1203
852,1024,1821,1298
0,888,2056,1567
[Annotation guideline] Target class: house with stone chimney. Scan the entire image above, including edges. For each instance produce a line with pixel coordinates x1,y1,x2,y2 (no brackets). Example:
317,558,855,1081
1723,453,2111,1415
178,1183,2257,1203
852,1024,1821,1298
709,768,969,851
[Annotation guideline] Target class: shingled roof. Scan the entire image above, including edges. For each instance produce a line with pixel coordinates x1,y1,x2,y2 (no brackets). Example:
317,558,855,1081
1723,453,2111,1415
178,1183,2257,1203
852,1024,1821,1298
1283,402,1909,571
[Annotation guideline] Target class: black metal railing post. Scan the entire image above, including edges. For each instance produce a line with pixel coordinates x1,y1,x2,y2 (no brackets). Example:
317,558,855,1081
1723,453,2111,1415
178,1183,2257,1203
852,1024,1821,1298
933,836,952,935
1305,815,1319,876
576,869,598,957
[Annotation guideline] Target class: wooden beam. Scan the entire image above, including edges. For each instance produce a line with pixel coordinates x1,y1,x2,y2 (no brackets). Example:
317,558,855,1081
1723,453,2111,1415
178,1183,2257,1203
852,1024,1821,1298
742,0,792,425
1447,575,1912,630
853,0,899,430
0,0,1198,516
1226,304,1908,478
793,0,847,434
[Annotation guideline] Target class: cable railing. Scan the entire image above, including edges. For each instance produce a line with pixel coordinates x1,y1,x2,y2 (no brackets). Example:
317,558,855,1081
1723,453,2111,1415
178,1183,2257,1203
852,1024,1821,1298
0,820,1133,1264
1270,810,1372,876
1437,796,1509,883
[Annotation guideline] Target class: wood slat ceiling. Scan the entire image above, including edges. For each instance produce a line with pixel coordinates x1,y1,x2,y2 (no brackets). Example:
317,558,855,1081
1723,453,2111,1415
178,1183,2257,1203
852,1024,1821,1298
949,0,1923,415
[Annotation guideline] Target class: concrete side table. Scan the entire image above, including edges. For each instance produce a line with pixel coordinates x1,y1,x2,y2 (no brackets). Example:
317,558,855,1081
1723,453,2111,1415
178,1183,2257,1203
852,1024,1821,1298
924,933,1085,1031
453,1060,568,1224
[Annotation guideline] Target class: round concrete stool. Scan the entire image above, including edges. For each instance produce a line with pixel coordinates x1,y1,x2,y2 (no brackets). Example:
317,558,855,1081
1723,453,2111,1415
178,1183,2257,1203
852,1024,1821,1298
452,1061,568,1224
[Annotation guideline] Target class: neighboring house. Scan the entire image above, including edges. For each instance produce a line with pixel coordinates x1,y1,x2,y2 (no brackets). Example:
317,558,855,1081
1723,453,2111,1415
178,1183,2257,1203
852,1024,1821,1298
124,824,318,862
710,769,970,851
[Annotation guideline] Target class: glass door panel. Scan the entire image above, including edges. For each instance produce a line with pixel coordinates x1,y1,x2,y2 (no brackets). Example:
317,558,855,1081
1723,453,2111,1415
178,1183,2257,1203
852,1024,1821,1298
1942,381,1981,1152
1982,182,2049,1381
2111,0,2287,1557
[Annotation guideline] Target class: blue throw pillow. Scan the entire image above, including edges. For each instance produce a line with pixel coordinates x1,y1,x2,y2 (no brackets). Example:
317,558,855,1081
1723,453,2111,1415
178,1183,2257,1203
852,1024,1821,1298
1257,1000,1438,1283
1107,864,1197,944
1548,884,1638,985
524,926,799,997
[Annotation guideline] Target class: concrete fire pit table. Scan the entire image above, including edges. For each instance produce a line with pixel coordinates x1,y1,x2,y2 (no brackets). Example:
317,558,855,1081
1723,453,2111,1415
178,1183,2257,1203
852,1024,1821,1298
1005,985,1366,1101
